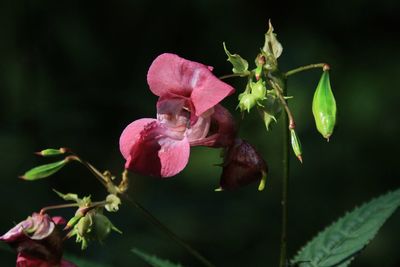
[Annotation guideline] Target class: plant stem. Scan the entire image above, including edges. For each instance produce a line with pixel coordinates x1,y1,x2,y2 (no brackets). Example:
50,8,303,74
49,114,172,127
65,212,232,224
122,194,216,267
285,63,329,77
219,73,248,80
40,203,80,214
270,81,295,129
279,80,290,267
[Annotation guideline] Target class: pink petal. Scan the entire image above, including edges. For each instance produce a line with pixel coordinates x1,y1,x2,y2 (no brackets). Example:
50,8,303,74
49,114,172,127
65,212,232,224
120,119,190,177
51,216,66,226
186,108,212,143
147,53,235,116
190,105,236,147
120,118,158,160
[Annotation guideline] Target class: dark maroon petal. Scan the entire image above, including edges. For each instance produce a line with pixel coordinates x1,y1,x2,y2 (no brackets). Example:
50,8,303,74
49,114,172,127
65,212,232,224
190,105,236,147
220,139,267,190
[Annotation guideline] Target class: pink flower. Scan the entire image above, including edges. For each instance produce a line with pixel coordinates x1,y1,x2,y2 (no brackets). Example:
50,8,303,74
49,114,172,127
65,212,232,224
0,213,76,267
219,138,268,190
120,53,236,177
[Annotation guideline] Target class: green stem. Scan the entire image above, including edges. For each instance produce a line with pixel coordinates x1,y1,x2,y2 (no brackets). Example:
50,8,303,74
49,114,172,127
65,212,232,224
122,194,216,267
279,81,290,267
285,63,329,77
40,203,80,214
219,73,248,80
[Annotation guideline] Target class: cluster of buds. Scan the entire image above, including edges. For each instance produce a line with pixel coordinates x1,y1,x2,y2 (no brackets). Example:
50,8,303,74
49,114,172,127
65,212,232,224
55,191,122,250
223,20,337,163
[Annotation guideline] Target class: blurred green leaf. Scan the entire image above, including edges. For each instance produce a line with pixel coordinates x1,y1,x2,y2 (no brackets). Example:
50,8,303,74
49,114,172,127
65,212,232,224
292,188,400,267
20,159,69,180
0,243,13,254
64,254,112,267
132,248,184,267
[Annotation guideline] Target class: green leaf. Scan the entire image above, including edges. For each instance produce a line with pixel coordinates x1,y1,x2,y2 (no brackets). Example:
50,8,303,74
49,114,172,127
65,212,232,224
132,248,184,267
20,159,69,180
258,92,282,130
292,188,400,267
223,42,249,75
53,189,80,202
35,148,68,157
262,20,283,60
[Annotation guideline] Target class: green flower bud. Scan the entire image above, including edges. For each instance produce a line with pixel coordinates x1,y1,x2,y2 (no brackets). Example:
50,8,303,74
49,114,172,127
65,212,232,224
312,70,337,141
238,92,256,113
290,129,303,163
250,80,266,101
35,148,68,157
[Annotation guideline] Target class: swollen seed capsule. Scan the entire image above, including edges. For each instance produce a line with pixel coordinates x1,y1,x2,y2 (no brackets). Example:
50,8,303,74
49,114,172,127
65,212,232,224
312,70,337,141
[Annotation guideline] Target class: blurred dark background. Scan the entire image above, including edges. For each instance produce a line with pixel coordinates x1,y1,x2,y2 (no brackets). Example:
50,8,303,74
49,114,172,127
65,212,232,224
1,0,400,266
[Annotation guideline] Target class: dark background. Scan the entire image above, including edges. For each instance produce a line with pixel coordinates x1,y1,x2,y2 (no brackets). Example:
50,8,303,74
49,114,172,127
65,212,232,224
1,0,400,266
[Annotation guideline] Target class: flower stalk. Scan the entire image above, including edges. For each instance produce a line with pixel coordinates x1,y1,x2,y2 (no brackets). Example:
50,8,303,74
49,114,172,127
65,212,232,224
285,63,329,77
279,79,290,267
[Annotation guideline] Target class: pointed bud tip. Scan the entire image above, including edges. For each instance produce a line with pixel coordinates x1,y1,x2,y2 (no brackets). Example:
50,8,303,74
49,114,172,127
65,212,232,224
18,175,26,180
323,64,330,71
297,155,303,163
34,151,43,156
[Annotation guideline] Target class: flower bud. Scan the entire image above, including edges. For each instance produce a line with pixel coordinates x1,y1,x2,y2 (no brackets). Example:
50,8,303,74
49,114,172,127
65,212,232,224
68,210,121,250
238,92,256,113
250,80,267,101
219,138,268,190
290,129,303,163
312,70,336,141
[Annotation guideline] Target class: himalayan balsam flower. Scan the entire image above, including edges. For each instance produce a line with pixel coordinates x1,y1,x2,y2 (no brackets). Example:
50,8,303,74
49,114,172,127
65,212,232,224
120,53,236,177
0,213,76,267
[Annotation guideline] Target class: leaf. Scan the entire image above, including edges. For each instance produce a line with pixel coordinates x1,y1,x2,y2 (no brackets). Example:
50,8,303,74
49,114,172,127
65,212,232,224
262,20,283,59
53,189,80,202
132,248,184,267
20,159,69,180
292,188,400,267
257,92,282,130
223,42,249,75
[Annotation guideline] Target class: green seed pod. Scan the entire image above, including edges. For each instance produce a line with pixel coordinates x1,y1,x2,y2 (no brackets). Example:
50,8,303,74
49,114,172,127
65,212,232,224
312,70,336,141
290,129,303,163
